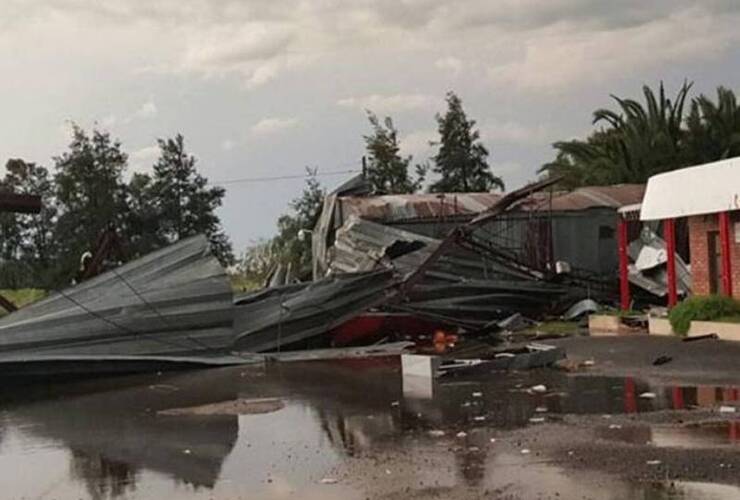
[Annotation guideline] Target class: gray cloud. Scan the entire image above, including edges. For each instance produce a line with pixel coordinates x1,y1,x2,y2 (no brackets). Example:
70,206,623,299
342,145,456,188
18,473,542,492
2,0,740,251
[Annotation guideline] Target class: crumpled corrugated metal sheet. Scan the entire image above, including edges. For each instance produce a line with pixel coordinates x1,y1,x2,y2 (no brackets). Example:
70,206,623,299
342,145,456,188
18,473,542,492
340,192,503,223
0,235,237,363
336,184,645,224
330,215,439,275
329,216,535,283
312,174,372,279
233,269,397,352
628,227,691,297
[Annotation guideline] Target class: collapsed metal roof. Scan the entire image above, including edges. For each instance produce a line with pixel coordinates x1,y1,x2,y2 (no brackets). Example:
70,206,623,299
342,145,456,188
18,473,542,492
336,184,645,224
0,235,242,370
233,269,397,352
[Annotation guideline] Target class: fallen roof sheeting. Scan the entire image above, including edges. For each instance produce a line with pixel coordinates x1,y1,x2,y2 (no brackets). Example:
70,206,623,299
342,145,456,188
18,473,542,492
336,184,645,224
233,269,397,352
0,235,239,370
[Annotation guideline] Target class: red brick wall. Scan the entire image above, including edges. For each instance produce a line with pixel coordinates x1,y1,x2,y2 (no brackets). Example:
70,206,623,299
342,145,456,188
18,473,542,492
688,213,740,298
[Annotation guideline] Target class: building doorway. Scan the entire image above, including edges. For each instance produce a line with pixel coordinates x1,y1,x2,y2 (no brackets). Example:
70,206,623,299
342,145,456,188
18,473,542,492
708,230,721,294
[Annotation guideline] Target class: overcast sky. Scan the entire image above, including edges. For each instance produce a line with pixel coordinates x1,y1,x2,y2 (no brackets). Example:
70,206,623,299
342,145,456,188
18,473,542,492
3,1,740,253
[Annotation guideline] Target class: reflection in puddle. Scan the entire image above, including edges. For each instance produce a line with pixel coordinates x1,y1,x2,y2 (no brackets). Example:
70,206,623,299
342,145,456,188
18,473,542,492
597,420,740,449
0,360,736,499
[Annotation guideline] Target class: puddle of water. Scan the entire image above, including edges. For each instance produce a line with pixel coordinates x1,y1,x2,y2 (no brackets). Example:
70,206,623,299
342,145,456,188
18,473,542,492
596,421,740,449
0,360,737,499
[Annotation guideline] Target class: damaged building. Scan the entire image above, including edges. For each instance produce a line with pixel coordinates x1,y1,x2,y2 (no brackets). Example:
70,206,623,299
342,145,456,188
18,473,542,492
313,176,645,283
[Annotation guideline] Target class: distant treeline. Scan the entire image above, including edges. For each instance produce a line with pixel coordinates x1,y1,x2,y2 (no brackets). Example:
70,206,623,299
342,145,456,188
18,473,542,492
241,82,740,284
0,126,232,289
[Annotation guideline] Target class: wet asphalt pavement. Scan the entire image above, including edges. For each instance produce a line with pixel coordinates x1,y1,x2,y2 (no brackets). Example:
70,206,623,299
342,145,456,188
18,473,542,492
0,336,738,499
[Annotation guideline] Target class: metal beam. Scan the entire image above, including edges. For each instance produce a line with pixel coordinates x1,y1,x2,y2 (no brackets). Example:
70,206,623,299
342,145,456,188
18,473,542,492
664,218,678,307
719,211,733,297
0,192,42,214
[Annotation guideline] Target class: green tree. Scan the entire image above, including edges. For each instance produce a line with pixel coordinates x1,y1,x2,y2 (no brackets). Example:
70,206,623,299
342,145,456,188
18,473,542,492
53,125,129,283
271,169,325,279
148,134,234,265
430,92,503,193
363,112,423,194
685,86,740,164
0,159,58,288
124,172,165,258
541,82,693,187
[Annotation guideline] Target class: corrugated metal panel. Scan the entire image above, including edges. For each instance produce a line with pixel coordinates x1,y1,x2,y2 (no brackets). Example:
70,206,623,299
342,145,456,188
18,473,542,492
233,270,396,353
340,192,503,223
0,235,237,362
337,184,645,224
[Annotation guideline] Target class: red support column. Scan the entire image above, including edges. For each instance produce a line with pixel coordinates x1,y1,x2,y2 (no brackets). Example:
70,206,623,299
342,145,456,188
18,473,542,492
618,217,631,311
665,218,678,308
719,211,733,297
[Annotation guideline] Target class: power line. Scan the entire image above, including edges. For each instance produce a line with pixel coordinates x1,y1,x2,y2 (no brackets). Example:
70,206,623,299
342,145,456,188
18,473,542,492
214,168,359,186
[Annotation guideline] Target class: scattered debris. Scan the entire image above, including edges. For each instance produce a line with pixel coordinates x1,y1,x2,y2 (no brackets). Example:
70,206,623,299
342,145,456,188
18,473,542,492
320,478,339,485
682,333,719,342
563,299,600,320
158,398,285,416
652,355,673,366
530,384,548,394
639,392,657,399
428,430,446,438
456,431,468,438
646,460,662,466
520,449,531,455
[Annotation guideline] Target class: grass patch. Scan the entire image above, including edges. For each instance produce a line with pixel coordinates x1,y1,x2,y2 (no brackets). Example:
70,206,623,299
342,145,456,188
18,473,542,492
668,295,740,336
0,289,46,317
229,275,263,293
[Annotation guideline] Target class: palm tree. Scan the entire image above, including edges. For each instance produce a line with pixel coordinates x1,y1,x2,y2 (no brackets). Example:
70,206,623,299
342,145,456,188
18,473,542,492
685,86,740,164
541,82,693,186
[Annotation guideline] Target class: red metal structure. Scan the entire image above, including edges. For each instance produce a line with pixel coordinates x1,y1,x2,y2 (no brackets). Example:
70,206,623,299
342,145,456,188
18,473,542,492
664,218,678,307
718,211,733,297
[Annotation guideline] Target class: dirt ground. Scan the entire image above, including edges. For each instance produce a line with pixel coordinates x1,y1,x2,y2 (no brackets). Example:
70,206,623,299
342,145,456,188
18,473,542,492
0,335,738,499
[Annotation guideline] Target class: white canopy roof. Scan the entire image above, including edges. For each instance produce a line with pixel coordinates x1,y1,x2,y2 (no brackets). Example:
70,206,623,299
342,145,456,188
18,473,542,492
640,157,740,221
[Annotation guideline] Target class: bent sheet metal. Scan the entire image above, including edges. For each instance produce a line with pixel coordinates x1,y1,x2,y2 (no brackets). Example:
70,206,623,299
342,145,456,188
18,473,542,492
0,235,253,375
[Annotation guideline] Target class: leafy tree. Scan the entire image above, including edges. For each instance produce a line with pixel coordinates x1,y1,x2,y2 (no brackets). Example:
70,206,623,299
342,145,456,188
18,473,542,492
240,169,324,283
363,112,424,194
124,173,165,258
541,82,694,187
685,86,740,164
430,92,503,193
53,125,129,283
237,238,279,289
148,134,234,266
0,159,58,288
270,169,325,279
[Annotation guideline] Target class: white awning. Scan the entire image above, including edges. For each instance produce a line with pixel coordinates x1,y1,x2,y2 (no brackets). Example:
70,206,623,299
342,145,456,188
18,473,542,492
640,157,740,220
